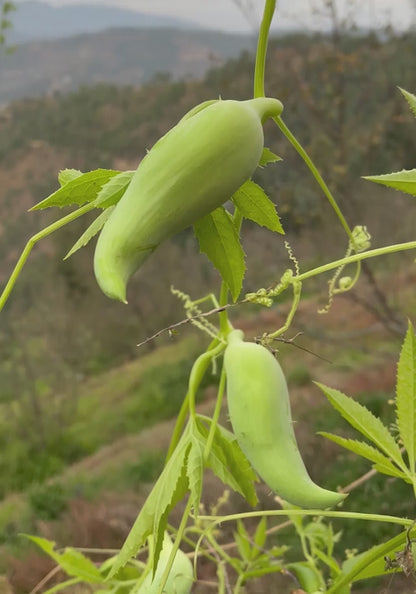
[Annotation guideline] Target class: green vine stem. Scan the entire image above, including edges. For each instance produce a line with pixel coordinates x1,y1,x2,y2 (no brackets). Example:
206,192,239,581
204,530,236,568
165,340,225,461
295,524,321,582
234,573,246,594
0,202,95,313
296,240,416,284
203,366,227,462
253,0,276,98
219,281,231,334
197,509,413,531
274,116,355,247
252,0,355,258
266,275,302,340
187,341,225,419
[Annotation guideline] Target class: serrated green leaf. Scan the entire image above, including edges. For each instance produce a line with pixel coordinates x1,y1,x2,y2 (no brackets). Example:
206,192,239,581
232,180,284,234
31,169,121,210
399,87,416,119
194,207,245,302
64,206,115,260
319,432,407,479
23,533,68,561
396,321,416,472
152,462,189,574
196,416,258,506
269,545,289,558
236,518,250,543
362,169,416,196
254,516,267,550
303,520,333,552
98,555,140,577
372,460,412,481
332,530,410,589
226,555,246,573
23,535,102,582
242,563,286,581
313,547,341,575
58,169,83,186
59,549,104,582
107,431,191,579
352,554,394,582
244,553,275,571
213,443,259,506
207,440,247,496
235,520,252,561
94,170,135,208
316,383,406,470
259,147,282,167
186,430,204,515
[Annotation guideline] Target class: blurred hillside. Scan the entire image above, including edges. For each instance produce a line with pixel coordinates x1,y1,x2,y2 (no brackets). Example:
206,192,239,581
0,27,255,104
0,29,415,500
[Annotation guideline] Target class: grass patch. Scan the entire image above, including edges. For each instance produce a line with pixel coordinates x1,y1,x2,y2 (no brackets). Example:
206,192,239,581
0,335,217,496
0,450,167,566
69,336,217,454
64,450,167,498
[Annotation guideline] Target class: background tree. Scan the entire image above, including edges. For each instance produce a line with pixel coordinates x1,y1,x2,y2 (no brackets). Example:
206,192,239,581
0,1,15,49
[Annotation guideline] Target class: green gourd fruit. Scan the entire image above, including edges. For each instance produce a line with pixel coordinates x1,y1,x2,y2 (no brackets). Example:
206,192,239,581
94,97,283,302
224,329,347,509
138,532,193,594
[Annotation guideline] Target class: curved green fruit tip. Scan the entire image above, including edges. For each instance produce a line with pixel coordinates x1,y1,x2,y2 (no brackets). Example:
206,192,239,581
280,475,346,510
244,97,284,122
94,246,155,302
181,97,283,124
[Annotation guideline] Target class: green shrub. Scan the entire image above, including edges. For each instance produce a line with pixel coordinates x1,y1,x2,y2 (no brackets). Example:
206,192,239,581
121,451,165,487
28,483,68,520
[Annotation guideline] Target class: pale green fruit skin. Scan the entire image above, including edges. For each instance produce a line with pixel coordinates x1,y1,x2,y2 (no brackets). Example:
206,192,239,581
93,97,283,302
224,330,346,509
138,533,193,594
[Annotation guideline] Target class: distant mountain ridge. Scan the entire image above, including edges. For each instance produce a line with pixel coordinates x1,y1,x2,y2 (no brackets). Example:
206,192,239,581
0,27,255,104
11,1,200,43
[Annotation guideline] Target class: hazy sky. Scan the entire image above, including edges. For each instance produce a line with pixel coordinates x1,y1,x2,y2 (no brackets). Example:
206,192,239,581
23,0,415,32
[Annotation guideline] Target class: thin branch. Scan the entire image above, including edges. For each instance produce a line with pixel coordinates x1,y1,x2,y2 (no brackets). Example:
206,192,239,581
136,304,236,348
